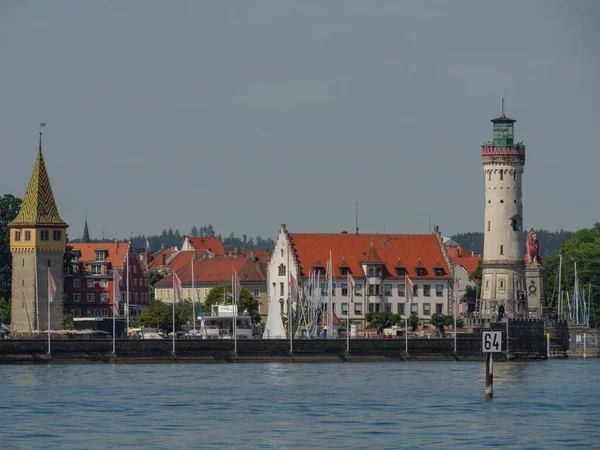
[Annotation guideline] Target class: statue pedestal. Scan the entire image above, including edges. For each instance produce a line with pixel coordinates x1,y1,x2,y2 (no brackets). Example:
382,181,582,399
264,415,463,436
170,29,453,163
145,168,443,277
525,263,546,319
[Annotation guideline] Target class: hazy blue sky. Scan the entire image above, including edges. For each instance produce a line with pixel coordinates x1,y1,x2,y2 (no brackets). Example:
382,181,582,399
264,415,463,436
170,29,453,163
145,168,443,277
1,1,598,242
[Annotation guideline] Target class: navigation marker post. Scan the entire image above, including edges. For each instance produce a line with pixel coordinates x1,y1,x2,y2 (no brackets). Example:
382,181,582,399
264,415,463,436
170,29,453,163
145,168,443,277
583,333,587,359
546,333,550,359
482,329,502,399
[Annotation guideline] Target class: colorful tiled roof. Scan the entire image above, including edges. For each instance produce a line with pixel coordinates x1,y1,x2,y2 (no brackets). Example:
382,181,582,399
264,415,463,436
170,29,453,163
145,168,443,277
187,237,225,255
289,233,451,280
10,147,67,227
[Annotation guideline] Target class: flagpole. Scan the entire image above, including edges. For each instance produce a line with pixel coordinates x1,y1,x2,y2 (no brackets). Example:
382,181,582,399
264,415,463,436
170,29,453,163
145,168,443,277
47,268,51,357
346,282,350,354
126,245,130,336
172,273,176,355
288,248,292,355
405,275,408,356
192,259,196,332
453,278,458,354
233,272,237,355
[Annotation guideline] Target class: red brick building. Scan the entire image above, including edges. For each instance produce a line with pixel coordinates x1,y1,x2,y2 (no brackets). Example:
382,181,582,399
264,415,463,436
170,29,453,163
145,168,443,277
65,242,150,318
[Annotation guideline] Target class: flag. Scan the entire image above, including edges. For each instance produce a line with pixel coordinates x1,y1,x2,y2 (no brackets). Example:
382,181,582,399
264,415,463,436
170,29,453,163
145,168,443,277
405,274,414,303
347,273,355,303
290,274,299,307
234,270,241,304
173,272,182,303
40,123,46,127
145,238,151,253
113,270,122,310
48,271,57,303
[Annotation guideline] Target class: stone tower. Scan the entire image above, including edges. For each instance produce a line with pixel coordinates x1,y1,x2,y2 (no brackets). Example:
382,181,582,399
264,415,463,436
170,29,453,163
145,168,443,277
480,100,527,319
9,133,68,335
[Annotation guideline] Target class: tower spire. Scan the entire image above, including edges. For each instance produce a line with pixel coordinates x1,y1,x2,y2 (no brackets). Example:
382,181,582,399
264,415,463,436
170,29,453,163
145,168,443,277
83,213,90,243
501,98,505,116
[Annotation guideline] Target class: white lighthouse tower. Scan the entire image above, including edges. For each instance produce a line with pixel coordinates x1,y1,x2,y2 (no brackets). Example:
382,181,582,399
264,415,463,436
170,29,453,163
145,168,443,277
480,100,527,320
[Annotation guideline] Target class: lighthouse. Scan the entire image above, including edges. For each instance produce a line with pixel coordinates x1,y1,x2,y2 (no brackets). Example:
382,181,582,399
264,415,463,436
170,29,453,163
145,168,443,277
480,100,527,320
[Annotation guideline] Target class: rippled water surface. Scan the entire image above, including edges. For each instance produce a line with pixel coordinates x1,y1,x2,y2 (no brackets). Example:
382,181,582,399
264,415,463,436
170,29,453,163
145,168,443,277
1,360,599,449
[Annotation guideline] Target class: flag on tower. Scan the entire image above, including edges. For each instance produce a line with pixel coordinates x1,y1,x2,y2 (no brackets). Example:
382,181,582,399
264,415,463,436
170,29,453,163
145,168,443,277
48,271,57,303
347,272,355,303
290,274,299,308
173,272,182,303
113,270,122,310
405,274,414,303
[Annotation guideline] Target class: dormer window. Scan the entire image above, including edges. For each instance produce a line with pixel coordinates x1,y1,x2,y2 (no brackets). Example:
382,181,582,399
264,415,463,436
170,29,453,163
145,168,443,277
368,267,374,277
416,268,427,277
434,268,445,276
339,258,350,276
95,251,106,262
396,267,407,276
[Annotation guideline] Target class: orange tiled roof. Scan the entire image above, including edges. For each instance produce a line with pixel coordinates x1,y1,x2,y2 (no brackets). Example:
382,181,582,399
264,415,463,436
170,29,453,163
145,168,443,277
187,237,225,255
447,248,482,275
70,242,130,269
154,256,266,287
289,233,451,280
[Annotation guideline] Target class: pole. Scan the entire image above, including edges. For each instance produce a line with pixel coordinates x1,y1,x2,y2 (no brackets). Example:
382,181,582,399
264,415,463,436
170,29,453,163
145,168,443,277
34,250,39,332
454,278,459,354
126,246,130,335
583,333,587,359
112,270,116,355
172,298,175,354
546,333,550,359
288,249,293,355
485,353,493,399
47,268,51,357
233,273,237,355
192,259,196,332
557,254,562,319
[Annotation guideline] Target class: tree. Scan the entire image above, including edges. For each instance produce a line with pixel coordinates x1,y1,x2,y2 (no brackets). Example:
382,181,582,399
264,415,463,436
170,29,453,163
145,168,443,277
63,314,75,330
149,269,167,287
190,226,199,237
408,315,420,332
204,284,261,324
430,313,453,336
544,223,600,326
139,299,176,332
0,195,22,304
0,297,10,324
366,311,402,334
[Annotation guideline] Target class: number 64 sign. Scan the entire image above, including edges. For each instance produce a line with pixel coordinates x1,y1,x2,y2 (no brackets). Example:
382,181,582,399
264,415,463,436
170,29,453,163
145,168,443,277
482,330,502,353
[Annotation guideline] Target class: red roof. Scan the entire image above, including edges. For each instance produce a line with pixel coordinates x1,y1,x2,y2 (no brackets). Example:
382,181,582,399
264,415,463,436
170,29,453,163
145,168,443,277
70,242,130,269
186,237,225,255
147,249,178,271
154,256,267,287
447,248,482,275
289,233,451,280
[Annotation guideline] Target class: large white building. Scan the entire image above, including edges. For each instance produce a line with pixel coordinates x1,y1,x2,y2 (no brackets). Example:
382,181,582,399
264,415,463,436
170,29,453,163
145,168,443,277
266,224,454,332
480,101,527,319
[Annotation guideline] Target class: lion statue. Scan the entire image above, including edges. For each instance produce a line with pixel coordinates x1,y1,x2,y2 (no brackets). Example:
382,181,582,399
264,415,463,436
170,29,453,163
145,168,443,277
525,232,540,265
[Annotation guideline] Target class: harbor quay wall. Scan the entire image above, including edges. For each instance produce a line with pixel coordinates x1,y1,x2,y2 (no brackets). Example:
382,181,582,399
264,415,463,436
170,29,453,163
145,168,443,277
0,325,547,363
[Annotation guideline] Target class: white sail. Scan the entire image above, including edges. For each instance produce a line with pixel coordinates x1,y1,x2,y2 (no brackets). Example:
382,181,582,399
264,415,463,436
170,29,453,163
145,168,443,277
263,286,286,339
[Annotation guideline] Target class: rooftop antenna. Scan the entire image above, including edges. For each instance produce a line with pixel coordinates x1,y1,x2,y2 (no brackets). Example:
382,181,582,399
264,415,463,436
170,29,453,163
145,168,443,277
39,123,46,149
501,97,505,116
355,202,359,235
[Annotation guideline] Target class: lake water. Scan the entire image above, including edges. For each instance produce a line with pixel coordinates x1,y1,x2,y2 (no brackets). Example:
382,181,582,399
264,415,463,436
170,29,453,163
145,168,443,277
0,360,598,449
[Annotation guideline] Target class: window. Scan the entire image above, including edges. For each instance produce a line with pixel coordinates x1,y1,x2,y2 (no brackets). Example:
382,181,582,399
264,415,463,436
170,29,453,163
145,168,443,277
411,303,418,314
331,283,336,296
500,169,504,180
73,308,81,317
134,278,138,287
384,284,392,296
500,245,504,255
499,280,505,290
74,279,81,288
278,264,286,276
280,282,284,296
488,172,491,181
253,288,260,298
134,293,139,303
368,284,374,296
423,285,431,297
88,309,95,317
14,230,21,241
368,303,374,313
340,267,349,276
47,259,51,268
87,279,94,288
436,303,443,314
332,303,336,314
354,303,362,315
73,293,81,303
40,230,49,241
281,248,284,258
341,302,348,315
53,230,61,241
375,304,380,312
423,303,431,315
101,279,108,288
398,303,405,315
87,293,95,303
24,231,31,241
204,289,208,297
436,285,443,297
398,284,405,297
384,303,392,313
488,221,490,232
100,293,108,303
368,267,374,277
341,283,348,296
95,251,105,261
416,268,426,276
355,283,362,296
413,284,419,297
91,265,102,275
133,265,137,274
434,268,445,276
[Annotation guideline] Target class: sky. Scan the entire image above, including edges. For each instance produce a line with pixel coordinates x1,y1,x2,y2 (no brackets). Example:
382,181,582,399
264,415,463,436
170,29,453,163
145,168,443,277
1,1,598,242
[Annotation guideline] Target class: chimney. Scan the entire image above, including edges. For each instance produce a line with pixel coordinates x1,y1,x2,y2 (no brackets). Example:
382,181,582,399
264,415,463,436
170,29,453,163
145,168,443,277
161,253,166,266
234,247,238,256
249,251,256,262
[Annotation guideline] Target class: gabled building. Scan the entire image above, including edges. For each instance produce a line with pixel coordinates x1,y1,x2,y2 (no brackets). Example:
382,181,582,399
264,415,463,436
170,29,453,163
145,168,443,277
267,225,454,329
153,254,269,319
65,242,150,319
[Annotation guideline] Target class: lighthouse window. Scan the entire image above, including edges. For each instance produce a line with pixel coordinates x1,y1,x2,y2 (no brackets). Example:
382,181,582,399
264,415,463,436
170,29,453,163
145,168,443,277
500,170,504,181
500,245,504,255
500,199,504,203
24,231,31,241
41,230,49,241
488,172,491,181
487,221,490,231
14,231,21,241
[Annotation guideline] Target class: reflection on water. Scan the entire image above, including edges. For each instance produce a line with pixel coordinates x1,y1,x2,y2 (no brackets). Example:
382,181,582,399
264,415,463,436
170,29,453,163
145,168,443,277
1,360,599,449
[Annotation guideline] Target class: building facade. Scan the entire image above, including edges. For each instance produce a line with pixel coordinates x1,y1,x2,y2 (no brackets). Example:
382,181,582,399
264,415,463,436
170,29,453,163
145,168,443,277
9,135,68,335
480,101,527,319
267,225,454,331
65,242,150,319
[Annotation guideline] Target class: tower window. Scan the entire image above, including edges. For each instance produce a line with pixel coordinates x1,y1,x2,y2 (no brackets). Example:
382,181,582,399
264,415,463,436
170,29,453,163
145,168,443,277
281,249,284,258
53,230,61,241
500,199,504,204
500,170,504,181
48,259,51,268
278,264,286,276
41,230,49,241
514,172,517,181
14,231,21,241
24,231,31,241
487,221,490,231
22,258,24,267
500,245,504,255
